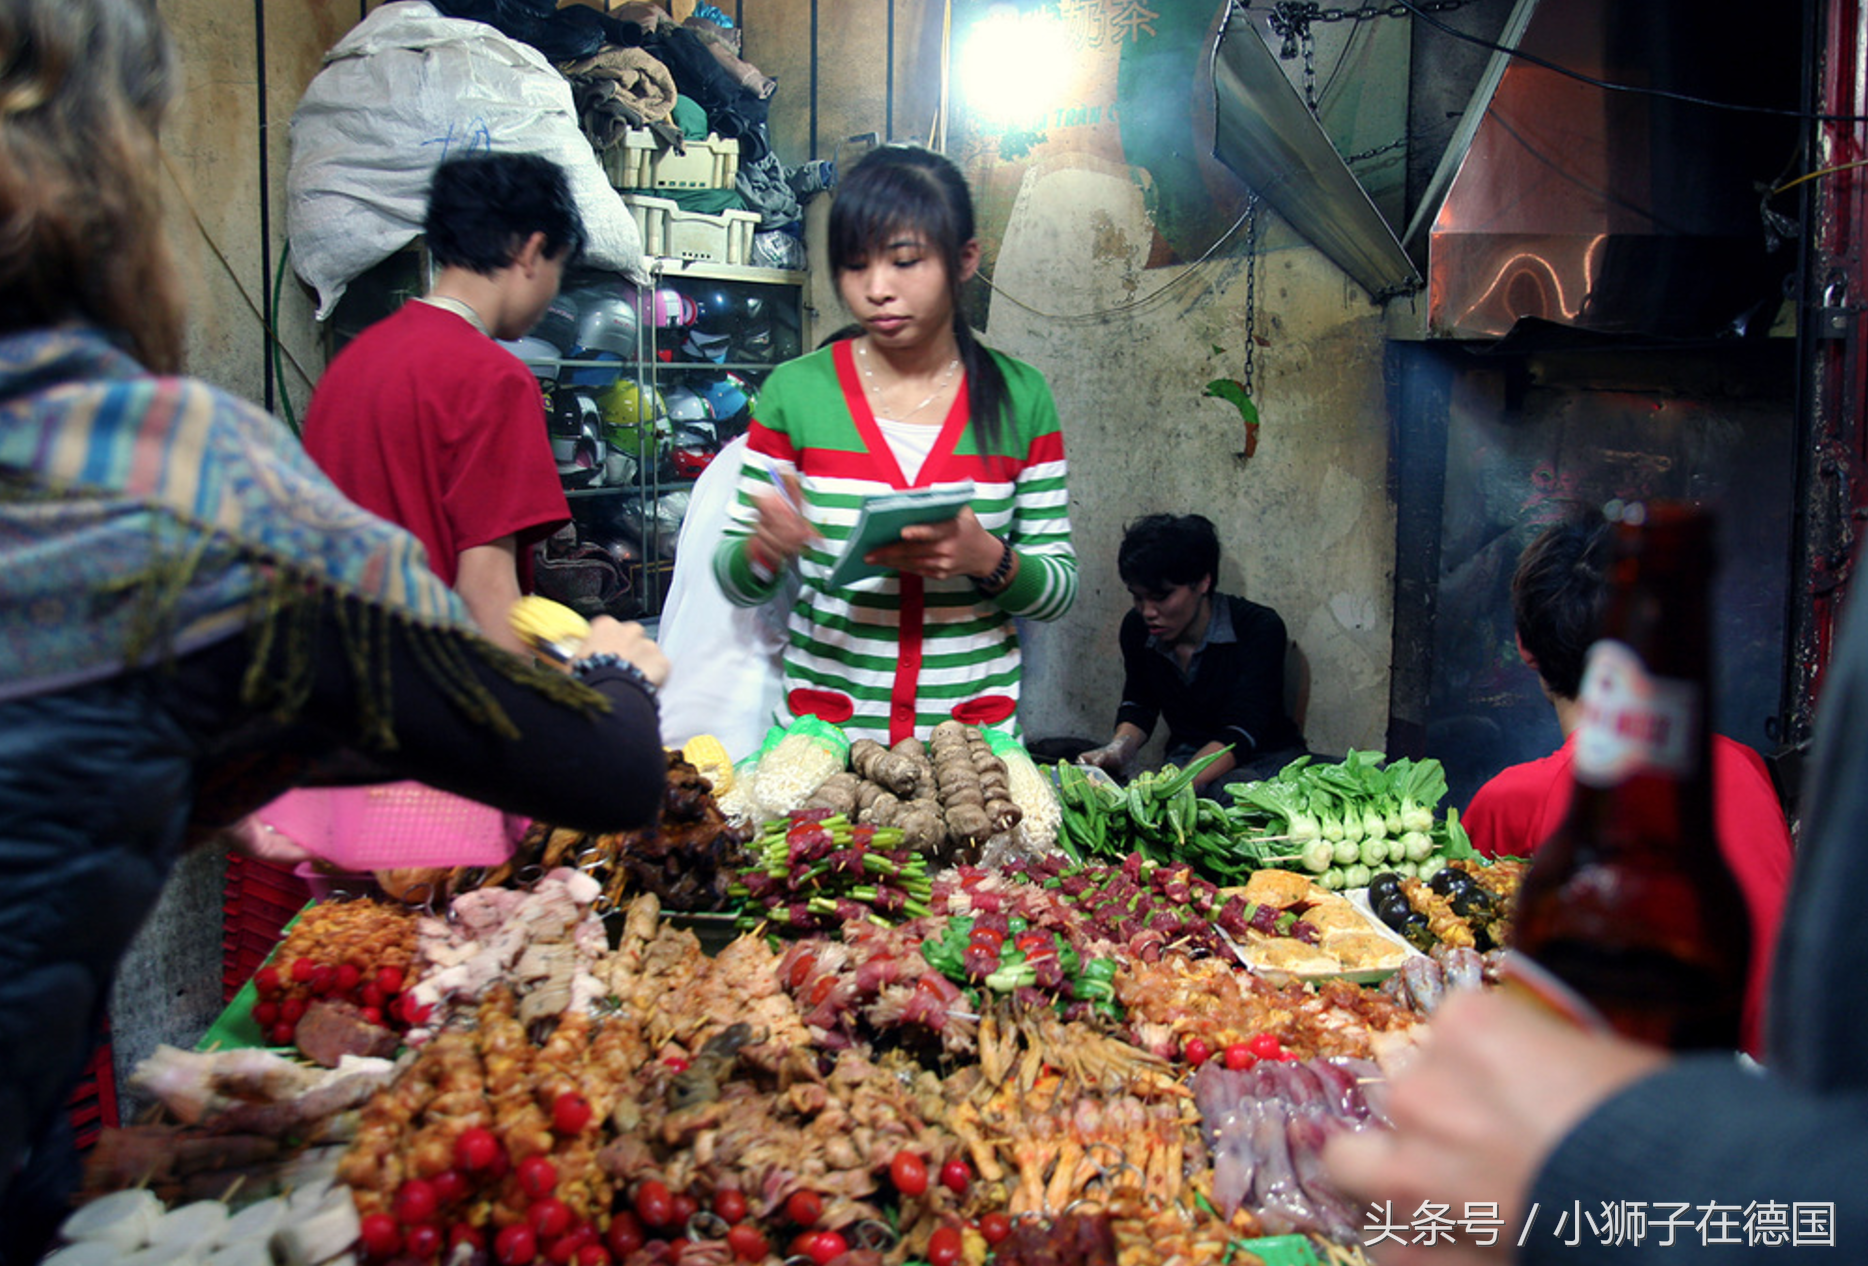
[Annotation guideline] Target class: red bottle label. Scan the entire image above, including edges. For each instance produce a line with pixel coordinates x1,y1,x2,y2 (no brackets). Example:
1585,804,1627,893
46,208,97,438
1572,640,1700,787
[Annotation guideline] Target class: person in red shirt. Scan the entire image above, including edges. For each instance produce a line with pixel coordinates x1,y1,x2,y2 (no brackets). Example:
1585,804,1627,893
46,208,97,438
301,152,586,656
1464,517,1792,1053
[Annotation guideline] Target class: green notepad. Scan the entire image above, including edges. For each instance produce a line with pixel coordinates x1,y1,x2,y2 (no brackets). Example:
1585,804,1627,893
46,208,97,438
826,482,975,587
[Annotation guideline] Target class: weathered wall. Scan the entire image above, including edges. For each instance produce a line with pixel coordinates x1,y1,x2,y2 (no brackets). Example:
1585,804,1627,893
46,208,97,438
980,161,1394,760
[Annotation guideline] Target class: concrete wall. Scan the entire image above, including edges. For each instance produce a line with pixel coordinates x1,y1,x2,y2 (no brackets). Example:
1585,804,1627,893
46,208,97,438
981,163,1394,762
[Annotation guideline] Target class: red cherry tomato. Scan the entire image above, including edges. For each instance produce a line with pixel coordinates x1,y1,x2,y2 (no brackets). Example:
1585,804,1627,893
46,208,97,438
979,1212,1013,1246
1013,930,1051,952
404,1223,443,1259
393,1178,439,1224
574,1246,613,1266
450,1224,486,1252
968,926,1005,949
634,1179,676,1229
663,1056,692,1074
289,957,316,984
279,997,307,1025
454,1126,501,1172
1247,1032,1283,1060
712,1188,749,1225
787,950,818,990
518,1155,559,1200
889,1150,929,1197
725,1224,768,1262
1183,1036,1212,1067
429,1168,468,1207
495,1223,539,1266
1221,1043,1257,1072
252,965,281,998
927,1225,964,1266
251,1001,279,1028
551,1092,594,1135
938,1159,971,1196
785,1189,824,1227
357,1212,400,1260
605,1211,645,1256
358,1006,384,1026
789,1231,821,1258
376,965,405,995
359,982,386,1010
531,1197,574,1240
806,1230,847,1265
335,962,363,994
268,1022,296,1047
669,1192,700,1229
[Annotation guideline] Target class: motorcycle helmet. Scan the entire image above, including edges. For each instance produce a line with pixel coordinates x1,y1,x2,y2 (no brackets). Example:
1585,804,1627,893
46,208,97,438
670,423,720,480
651,286,698,330
571,291,642,359
498,335,561,380
663,383,716,425
696,371,756,431
679,286,740,363
554,399,606,490
596,378,668,462
529,292,580,354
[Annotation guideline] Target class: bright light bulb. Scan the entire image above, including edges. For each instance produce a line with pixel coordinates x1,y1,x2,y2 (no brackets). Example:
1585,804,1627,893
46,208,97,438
958,8,1075,130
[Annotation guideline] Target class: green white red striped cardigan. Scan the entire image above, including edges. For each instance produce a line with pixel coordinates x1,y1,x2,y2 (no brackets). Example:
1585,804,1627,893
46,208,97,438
713,339,1076,745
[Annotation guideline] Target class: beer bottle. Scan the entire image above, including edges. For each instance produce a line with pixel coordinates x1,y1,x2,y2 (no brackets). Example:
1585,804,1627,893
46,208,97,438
1507,501,1751,1050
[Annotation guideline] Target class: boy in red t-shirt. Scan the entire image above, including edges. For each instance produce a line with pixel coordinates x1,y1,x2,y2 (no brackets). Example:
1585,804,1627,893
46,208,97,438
302,152,584,655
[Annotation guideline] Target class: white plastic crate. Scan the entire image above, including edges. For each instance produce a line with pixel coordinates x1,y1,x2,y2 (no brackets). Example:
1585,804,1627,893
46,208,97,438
623,193,760,266
604,130,741,192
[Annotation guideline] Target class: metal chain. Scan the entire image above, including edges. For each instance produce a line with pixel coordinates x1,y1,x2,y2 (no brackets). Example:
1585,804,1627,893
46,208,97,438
1267,0,1480,60
1241,195,1262,399
1343,135,1410,164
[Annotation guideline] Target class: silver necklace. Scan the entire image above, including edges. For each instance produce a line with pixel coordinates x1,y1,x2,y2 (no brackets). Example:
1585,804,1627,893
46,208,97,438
858,339,960,420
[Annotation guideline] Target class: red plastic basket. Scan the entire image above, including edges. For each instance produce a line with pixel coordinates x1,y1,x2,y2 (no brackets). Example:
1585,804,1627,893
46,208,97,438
66,1027,119,1153
222,855,312,1003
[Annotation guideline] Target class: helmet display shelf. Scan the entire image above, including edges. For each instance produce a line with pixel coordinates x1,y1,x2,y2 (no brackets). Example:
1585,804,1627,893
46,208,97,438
511,257,810,623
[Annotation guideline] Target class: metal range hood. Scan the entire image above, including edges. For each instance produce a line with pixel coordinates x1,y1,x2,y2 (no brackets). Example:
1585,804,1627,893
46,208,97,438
1210,6,1421,304
1210,0,1800,341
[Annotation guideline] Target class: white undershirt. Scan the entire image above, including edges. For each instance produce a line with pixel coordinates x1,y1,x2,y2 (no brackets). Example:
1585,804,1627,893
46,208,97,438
876,416,941,483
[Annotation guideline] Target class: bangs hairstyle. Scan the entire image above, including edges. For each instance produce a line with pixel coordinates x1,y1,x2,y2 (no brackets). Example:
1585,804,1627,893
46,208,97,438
1511,516,1614,700
827,144,1010,450
0,0,183,372
424,152,586,275
1119,514,1221,592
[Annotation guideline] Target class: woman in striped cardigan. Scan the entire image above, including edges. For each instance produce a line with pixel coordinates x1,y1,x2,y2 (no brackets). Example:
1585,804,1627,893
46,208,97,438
714,144,1076,745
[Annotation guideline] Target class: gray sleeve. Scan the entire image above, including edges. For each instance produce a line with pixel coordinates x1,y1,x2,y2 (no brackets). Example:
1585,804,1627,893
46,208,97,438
1521,1057,1867,1262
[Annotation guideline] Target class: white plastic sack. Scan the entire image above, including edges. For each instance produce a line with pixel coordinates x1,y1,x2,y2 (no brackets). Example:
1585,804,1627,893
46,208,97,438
287,1,646,321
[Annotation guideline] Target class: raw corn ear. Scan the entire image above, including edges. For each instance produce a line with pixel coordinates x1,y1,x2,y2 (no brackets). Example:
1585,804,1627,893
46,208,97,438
509,595,591,661
681,734,734,795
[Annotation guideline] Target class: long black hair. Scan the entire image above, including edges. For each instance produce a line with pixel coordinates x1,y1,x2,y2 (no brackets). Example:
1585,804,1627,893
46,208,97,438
826,144,1010,451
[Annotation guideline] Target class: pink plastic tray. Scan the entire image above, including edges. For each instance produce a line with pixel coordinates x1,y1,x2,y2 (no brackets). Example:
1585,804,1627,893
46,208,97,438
252,783,523,870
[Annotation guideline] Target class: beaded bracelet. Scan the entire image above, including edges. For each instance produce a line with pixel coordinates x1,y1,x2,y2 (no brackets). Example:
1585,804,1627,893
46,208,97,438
570,652,659,702
973,538,1015,593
